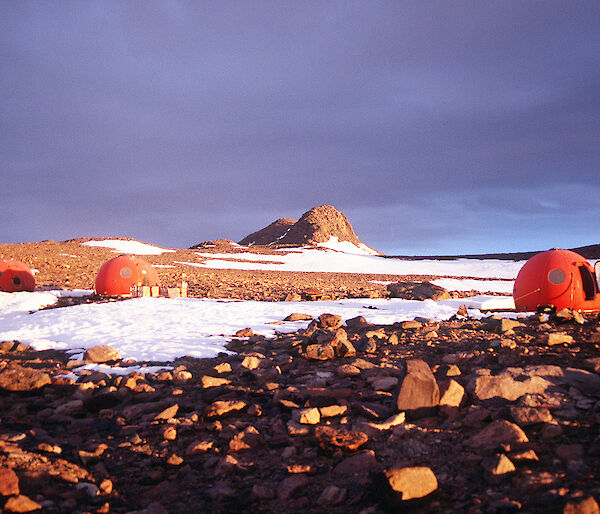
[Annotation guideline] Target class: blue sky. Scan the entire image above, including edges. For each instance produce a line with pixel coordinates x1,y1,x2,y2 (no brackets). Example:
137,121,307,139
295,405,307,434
2,1,599,254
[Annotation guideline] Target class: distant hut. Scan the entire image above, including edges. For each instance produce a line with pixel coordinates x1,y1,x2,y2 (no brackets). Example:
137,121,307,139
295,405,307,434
95,255,159,296
0,259,36,292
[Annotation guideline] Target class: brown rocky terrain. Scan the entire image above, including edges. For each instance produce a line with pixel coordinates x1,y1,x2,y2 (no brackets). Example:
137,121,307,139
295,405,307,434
1,307,599,513
0,235,599,513
0,238,502,301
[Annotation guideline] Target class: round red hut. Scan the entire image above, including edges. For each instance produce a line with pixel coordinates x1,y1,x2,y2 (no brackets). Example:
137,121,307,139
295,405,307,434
0,259,36,292
513,249,600,312
95,255,160,296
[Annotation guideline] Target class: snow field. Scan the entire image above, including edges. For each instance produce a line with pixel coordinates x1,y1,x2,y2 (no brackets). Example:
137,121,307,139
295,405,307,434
0,293,515,364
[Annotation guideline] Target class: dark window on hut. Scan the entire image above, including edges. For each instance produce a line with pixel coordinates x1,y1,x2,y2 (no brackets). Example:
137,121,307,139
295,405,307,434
579,266,598,301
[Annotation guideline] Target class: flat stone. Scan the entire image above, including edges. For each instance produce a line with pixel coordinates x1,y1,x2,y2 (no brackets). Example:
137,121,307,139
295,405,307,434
384,466,438,500
317,485,346,505
205,400,246,417
201,375,231,388
213,362,232,374
469,372,553,402
545,332,574,346
318,404,347,418
372,376,398,391
277,475,309,501
293,407,320,425
333,450,376,475
466,419,529,450
314,426,368,451
510,406,553,426
154,404,179,420
186,439,214,455
4,494,42,513
357,412,406,435
284,313,313,322
337,364,361,377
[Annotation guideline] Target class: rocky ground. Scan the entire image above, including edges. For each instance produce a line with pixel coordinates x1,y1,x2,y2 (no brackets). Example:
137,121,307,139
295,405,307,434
1,238,599,513
0,238,505,301
1,306,600,513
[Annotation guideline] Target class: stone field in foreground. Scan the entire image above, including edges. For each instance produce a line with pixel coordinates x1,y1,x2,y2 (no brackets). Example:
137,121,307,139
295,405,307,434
1,307,599,513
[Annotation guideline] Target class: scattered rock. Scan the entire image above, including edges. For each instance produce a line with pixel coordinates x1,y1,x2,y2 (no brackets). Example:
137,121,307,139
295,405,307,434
284,313,313,322
0,366,51,391
235,328,254,338
314,426,368,451
277,475,309,501
396,359,440,416
4,495,42,512
482,454,516,477
0,467,19,496
83,344,122,363
383,466,438,500
563,496,600,514
545,332,575,346
466,420,529,450
333,450,377,475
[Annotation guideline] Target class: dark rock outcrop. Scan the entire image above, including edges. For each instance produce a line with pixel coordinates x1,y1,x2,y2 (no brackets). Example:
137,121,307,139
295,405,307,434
239,218,297,246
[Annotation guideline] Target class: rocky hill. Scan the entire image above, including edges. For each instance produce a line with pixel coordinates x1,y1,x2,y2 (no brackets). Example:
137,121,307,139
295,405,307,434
238,205,371,250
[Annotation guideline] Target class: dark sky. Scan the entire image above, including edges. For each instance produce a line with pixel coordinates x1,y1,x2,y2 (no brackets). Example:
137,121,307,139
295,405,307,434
2,1,599,255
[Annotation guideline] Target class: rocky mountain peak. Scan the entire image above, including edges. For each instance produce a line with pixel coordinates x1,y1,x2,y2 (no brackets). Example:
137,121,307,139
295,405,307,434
277,205,361,246
238,205,367,248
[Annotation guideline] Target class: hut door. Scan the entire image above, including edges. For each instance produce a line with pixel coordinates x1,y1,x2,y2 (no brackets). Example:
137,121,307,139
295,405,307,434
579,265,598,301
595,262,600,292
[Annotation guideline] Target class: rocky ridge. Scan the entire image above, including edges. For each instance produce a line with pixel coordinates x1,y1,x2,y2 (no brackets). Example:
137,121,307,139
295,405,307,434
1,307,599,513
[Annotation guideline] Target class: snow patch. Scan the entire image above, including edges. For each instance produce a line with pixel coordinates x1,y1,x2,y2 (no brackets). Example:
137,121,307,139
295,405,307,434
193,248,523,279
316,236,380,256
431,278,514,294
82,239,175,255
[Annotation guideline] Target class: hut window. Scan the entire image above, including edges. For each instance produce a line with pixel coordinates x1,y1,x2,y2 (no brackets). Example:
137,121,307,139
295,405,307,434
120,267,132,279
12,277,21,285
579,266,597,301
548,268,565,285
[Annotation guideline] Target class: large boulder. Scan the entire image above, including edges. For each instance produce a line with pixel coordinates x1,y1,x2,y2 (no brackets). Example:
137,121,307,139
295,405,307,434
387,281,451,301
396,359,440,417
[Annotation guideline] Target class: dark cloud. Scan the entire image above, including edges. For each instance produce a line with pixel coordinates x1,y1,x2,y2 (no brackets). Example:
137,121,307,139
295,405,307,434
1,1,599,253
